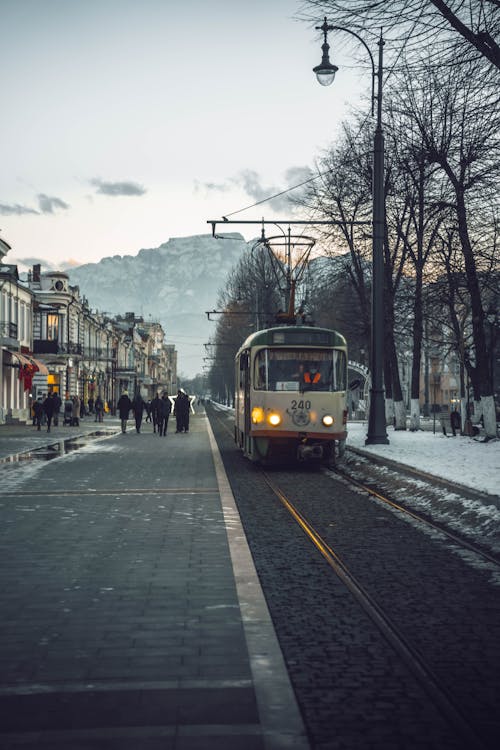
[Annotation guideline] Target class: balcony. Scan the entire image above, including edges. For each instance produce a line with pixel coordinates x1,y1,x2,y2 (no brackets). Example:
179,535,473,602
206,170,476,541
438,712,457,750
33,340,83,355
1,321,19,347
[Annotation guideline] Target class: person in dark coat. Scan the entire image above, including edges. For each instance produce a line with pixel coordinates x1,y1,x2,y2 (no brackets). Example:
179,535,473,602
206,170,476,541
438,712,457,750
52,392,62,426
43,392,57,432
174,389,190,433
450,409,461,437
157,393,172,436
33,397,44,431
117,390,132,433
151,393,162,433
94,395,104,422
132,392,145,433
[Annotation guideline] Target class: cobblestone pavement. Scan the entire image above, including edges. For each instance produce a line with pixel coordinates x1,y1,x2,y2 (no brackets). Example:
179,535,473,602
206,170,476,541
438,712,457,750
0,412,307,750
207,405,500,750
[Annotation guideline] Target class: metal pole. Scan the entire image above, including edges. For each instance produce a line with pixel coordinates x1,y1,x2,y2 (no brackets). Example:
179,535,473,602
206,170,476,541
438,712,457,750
366,33,389,445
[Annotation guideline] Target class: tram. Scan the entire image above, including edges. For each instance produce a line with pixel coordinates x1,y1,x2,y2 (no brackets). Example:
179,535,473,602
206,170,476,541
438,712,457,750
234,325,348,466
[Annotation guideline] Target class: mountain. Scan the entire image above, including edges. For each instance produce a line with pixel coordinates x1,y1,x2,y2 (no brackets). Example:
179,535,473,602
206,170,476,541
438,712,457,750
70,233,248,377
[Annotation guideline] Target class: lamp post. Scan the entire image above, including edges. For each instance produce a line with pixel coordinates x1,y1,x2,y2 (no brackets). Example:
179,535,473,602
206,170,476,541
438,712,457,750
313,18,388,444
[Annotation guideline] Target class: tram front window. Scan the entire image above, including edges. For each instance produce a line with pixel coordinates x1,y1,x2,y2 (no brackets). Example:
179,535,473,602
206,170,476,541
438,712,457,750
254,349,346,392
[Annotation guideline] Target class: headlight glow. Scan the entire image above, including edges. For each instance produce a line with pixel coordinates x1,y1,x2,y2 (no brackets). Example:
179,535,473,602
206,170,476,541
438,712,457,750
251,407,265,424
322,414,334,426
267,412,282,426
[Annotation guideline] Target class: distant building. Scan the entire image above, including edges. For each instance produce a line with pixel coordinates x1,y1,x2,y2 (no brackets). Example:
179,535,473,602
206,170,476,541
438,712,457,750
0,246,177,424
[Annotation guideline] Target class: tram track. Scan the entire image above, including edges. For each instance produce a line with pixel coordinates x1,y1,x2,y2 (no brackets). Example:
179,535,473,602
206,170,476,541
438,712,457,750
209,403,500,567
207,404,500,748
327,464,500,569
262,471,488,750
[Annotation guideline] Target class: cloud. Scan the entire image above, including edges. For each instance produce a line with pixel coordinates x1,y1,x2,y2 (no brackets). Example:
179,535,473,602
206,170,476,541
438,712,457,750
90,178,147,197
194,180,230,194
37,194,70,213
0,203,39,216
234,168,313,212
195,166,314,213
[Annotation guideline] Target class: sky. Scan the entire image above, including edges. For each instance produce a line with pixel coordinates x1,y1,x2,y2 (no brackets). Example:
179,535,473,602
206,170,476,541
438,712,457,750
0,0,366,273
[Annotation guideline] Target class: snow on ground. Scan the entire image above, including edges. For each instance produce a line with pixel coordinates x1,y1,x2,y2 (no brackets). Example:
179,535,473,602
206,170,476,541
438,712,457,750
347,422,500,497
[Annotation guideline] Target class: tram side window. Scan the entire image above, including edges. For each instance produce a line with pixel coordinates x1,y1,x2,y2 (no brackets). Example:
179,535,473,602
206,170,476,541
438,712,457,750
333,350,347,391
255,350,268,390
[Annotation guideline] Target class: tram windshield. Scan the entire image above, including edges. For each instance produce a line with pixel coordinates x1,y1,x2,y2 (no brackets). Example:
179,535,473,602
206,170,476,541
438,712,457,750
254,348,347,392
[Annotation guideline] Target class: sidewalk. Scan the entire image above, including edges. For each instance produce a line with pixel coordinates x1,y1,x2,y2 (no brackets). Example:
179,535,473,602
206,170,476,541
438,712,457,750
0,410,308,749
0,415,120,462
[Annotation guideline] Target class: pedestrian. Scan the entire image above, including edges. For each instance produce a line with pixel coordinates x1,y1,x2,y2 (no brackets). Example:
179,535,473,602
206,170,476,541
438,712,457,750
450,409,461,437
94,395,104,423
72,395,81,426
33,397,44,431
43,392,57,432
144,400,152,423
151,392,162,433
174,389,190,433
117,389,132,433
158,392,172,436
52,392,62,426
132,392,145,433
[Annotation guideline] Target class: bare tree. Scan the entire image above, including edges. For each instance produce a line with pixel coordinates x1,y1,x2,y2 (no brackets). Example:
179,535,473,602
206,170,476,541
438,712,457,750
300,0,500,70
402,59,499,436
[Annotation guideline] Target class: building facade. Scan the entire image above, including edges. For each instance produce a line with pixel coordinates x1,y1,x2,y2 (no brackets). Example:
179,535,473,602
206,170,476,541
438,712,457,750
0,251,177,424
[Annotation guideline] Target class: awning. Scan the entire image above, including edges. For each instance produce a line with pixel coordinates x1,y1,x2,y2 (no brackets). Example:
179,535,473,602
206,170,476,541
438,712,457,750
3,351,49,375
26,355,49,375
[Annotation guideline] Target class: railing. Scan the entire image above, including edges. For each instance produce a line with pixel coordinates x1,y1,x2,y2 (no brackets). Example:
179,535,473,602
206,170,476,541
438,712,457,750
33,340,83,355
0,321,18,339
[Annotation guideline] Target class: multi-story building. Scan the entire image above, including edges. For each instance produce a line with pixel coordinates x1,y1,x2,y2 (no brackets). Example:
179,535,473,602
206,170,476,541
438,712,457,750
0,245,48,423
0,249,177,424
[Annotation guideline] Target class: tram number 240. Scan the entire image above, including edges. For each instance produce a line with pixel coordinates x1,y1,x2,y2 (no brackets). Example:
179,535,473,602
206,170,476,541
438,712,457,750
290,399,311,410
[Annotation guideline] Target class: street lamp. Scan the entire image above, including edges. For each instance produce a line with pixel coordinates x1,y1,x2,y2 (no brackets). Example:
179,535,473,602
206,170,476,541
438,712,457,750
313,18,388,445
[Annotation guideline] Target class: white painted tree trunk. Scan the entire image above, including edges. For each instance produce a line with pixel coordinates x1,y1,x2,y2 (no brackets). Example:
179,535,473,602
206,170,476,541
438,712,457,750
409,398,420,431
460,398,467,431
385,397,394,426
394,400,407,430
482,395,497,438
474,400,483,423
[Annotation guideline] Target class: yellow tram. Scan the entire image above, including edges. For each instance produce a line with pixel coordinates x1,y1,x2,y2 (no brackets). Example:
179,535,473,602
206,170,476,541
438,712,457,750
234,325,348,466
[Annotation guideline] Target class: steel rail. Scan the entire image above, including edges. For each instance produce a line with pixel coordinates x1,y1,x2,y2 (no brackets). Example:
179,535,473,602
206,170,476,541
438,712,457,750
207,404,493,748
261,472,488,750
331,465,500,569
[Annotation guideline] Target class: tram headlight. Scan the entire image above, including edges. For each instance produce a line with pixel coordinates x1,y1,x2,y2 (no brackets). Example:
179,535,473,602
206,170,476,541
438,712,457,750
322,414,334,427
251,407,265,424
267,412,282,427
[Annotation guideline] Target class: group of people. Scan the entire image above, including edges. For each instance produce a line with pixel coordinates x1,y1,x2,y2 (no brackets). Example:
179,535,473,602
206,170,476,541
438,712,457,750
116,389,192,435
32,392,62,431
32,392,107,431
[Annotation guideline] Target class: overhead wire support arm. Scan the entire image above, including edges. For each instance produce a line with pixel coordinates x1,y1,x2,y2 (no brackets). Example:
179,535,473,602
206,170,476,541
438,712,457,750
208,218,370,237
206,309,260,321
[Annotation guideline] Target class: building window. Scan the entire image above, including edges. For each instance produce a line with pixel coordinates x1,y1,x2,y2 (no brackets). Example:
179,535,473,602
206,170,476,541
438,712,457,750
47,313,59,341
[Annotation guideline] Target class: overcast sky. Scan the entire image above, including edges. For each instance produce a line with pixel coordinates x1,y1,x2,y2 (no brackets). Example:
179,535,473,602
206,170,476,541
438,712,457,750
1,0,365,272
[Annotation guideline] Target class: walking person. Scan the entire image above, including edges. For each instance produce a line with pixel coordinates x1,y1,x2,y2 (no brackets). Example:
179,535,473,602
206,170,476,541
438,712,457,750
117,390,132,434
151,392,162,434
33,397,44,431
43,392,57,432
72,395,81,426
94,395,104,423
158,393,172,436
132,392,145,433
174,389,190,433
52,392,62,427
